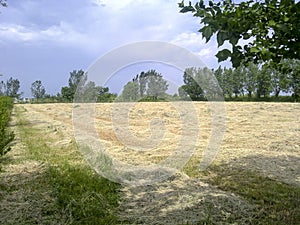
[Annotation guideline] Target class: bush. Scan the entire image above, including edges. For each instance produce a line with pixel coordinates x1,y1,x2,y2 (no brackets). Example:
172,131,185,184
0,96,14,156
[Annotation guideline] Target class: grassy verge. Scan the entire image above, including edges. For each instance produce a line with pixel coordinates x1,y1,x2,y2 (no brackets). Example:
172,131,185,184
3,106,121,224
0,96,14,158
184,158,300,225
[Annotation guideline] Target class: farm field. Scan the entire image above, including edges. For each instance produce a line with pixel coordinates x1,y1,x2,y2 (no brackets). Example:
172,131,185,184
0,102,299,224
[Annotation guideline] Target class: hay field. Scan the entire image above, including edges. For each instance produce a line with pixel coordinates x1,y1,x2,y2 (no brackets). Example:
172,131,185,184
1,102,299,224
20,102,300,185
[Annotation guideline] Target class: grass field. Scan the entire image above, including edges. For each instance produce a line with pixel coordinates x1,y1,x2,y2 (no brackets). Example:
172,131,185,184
0,102,299,224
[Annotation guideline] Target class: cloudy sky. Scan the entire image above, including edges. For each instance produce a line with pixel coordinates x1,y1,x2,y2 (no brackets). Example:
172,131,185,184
0,0,229,97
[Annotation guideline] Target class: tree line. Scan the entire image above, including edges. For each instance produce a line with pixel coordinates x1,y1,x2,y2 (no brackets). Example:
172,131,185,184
0,70,117,103
1,59,299,103
213,59,300,101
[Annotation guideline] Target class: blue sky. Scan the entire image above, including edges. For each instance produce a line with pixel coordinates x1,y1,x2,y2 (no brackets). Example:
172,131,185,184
0,0,230,97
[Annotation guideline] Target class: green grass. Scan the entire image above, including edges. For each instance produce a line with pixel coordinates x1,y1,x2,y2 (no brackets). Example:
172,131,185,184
47,164,120,225
2,106,121,224
184,158,300,225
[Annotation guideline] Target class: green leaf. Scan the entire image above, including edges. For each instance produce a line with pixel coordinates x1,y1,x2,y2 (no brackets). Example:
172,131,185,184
195,9,205,17
243,33,251,40
199,0,205,9
269,20,276,27
250,47,259,53
217,31,227,47
200,26,213,42
229,34,240,45
216,49,231,62
180,6,195,13
178,1,184,8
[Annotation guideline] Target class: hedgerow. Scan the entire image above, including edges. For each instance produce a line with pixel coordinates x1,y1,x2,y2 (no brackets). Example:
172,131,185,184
0,96,14,156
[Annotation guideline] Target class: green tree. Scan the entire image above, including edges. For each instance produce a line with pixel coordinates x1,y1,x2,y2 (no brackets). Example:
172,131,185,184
181,67,206,101
178,86,190,100
61,70,87,102
280,59,300,101
4,77,21,99
256,65,272,98
0,80,4,96
121,81,139,102
145,70,168,99
244,62,259,98
31,80,46,100
133,72,148,97
179,0,300,67
264,62,289,98
96,86,117,102
61,87,74,102
223,68,234,99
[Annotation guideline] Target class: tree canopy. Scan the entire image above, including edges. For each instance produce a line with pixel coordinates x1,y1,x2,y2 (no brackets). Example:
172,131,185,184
179,0,300,67
1,77,21,99
121,69,169,101
31,80,46,100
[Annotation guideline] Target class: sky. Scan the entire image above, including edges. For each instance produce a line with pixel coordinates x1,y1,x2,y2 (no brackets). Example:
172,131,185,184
0,0,230,97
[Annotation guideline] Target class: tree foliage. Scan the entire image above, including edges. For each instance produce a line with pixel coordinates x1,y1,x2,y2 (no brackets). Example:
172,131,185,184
2,77,22,99
180,67,206,100
179,67,221,100
121,69,169,101
79,81,116,102
0,96,14,157
179,0,300,67
31,80,46,100
121,81,139,102
61,70,86,102
179,59,299,101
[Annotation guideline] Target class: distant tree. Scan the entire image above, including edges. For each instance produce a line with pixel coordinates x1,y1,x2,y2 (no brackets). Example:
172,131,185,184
256,65,272,98
4,77,21,99
121,81,139,102
31,80,46,100
61,86,74,102
181,67,206,101
178,85,190,100
179,0,300,67
74,80,117,103
96,86,117,102
232,66,245,98
214,67,224,90
61,69,87,102
133,71,148,97
280,59,300,101
145,70,168,99
68,70,86,93
0,80,4,96
244,63,259,98
222,68,234,99
121,69,168,101
264,63,288,98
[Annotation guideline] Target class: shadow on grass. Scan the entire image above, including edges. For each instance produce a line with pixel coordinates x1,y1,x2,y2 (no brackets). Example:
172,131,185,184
185,154,300,225
118,173,256,225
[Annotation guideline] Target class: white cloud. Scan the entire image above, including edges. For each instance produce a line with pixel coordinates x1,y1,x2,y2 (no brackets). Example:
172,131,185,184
0,24,38,42
198,48,213,57
171,32,206,50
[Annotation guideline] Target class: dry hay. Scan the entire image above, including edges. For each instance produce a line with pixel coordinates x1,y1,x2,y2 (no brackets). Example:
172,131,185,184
118,173,255,225
0,112,67,225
